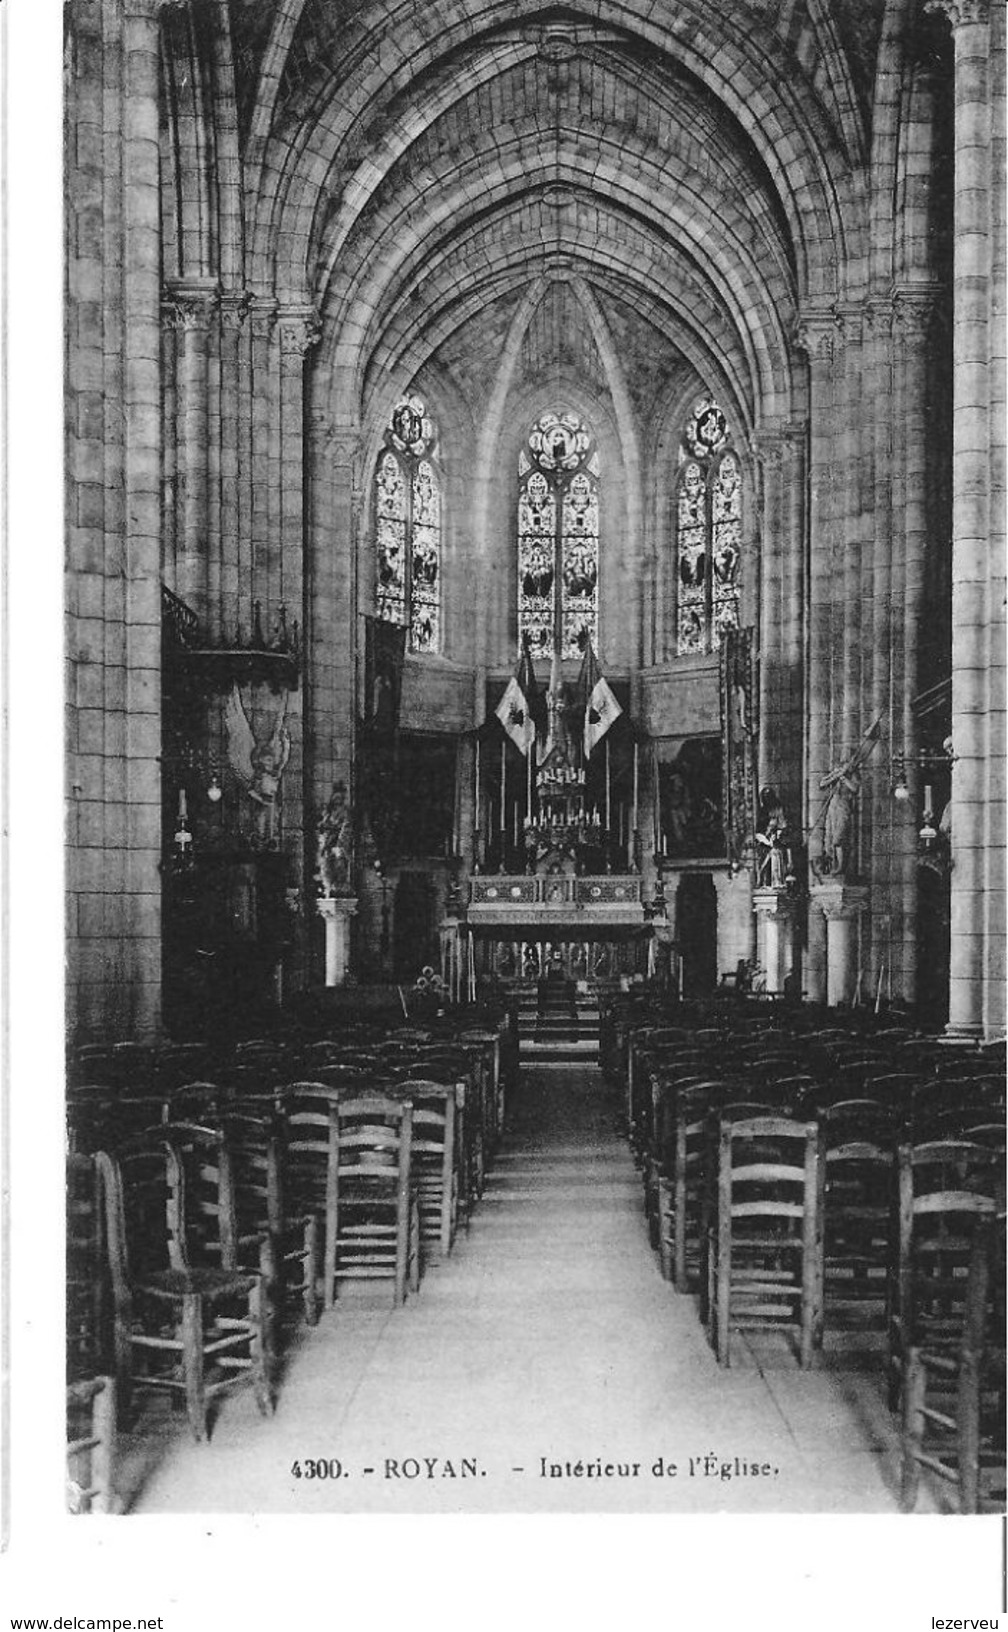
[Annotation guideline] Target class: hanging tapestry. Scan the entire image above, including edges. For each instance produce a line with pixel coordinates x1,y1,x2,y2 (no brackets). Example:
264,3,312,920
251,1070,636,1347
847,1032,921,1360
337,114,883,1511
719,625,758,869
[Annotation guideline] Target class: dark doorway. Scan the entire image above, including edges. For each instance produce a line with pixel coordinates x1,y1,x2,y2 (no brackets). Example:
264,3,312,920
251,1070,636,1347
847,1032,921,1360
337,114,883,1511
393,871,437,981
676,872,718,997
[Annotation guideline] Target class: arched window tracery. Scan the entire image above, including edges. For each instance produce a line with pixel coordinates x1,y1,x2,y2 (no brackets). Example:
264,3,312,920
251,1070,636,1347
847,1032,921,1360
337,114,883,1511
674,395,741,655
517,411,599,659
375,395,441,653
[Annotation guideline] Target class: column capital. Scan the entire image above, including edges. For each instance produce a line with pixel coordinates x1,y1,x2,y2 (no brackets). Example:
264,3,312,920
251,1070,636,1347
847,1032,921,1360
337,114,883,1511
219,290,251,332
863,295,895,337
793,306,843,361
278,305,323,357
810,881,870,921
892,285,945,340
123,0,183,19
749,428,785,472
835,300,867,343
161,278,219,331
248,296,279,342
924,0,989,29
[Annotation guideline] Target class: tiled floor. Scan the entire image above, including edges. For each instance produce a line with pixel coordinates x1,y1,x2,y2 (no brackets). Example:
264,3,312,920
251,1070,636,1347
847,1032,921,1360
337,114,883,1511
124,1064,935,1514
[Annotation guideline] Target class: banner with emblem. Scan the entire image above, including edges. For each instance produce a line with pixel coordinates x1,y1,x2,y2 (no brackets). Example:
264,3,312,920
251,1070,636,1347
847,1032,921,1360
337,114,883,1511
719,625,758,869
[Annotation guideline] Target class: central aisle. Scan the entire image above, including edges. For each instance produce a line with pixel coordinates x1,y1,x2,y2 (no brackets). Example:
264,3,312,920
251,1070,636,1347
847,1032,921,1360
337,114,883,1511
129,1064,912,1513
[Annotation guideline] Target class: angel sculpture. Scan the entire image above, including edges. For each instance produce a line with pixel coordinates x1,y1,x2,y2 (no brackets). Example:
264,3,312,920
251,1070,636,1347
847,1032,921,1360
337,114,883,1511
224,683,291,846
315,782,354,897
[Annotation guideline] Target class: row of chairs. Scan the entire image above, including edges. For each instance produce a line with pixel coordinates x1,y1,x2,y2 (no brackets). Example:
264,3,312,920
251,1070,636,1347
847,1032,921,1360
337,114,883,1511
611,1008,1005,1514
66,1020,515,1508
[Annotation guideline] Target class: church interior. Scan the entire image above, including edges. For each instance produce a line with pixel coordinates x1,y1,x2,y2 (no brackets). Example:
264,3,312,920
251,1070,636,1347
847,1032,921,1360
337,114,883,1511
62,0,1005,1520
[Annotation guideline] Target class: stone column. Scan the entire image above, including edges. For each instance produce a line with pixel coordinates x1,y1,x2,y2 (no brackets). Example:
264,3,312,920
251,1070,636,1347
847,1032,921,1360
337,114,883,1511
862,296,895,1003
317,898,358,987
276,308,322,990
162,278,219,619
752,886,797,994
122,0,175,1036
926,0,995,1037
248,299,278,626
812,882,870,1008
780,421,807,824
751,426,785,793
218,291,250,644
795,310,843,1002
892,288,944,1004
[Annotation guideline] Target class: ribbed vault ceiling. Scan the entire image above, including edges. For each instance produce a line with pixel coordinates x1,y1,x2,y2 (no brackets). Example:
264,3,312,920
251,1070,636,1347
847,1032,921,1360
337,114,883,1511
179,1,895,438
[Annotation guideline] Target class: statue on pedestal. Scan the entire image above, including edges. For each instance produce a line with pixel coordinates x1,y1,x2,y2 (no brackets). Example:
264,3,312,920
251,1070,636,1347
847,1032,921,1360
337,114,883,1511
755,785,791,888
315,781,354,897
819,765,859,880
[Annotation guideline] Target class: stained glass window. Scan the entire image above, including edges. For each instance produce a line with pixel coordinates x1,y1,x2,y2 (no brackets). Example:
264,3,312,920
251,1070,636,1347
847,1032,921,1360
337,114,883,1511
374,396,441,653
675,395,741,654
517,411,599,658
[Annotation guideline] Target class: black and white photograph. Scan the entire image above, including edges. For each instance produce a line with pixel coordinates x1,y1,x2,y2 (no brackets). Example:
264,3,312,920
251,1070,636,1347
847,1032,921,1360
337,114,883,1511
3,0,1006,1616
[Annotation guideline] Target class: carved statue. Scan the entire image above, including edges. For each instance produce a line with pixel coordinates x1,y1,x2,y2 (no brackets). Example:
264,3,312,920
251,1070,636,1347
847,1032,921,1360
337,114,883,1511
315,782,354,897
224,683,291,845
820,765,859,879
755,785,791,888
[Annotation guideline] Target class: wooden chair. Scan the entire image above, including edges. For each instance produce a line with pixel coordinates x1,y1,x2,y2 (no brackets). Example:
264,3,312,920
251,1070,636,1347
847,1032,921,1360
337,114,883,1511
97,1140,273,1442
655,1077,741,1290
282,1082,347,1317
394,1079,461,1262
703,1113,824,1368
819,1099,897,1341
220,1107,320,1329
888,1140,1002,1412
901,1208,1005,1512
66,1152,116,1513
326,1096,420,1307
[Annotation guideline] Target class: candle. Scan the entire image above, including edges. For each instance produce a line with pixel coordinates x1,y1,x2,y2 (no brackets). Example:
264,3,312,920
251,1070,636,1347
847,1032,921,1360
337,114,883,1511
514,802,519,847
605,738,611,830
500,740,506,833
475,737,481,845
632,743,639,831
178,788,187,820
924,783,933,814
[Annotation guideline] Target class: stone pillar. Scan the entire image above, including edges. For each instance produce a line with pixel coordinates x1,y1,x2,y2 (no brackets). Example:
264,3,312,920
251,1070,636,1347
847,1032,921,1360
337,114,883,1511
276,309,321,990
162,278,218,618
122,0,174,1037
812,882,870,1008
248,299,278,624
317,898,358,987
926,0,996,1037
218,291,250,643
892,288,944,1004
863,296,896,1002
752,886,797,995
795,310,843,1003
751,427,785,793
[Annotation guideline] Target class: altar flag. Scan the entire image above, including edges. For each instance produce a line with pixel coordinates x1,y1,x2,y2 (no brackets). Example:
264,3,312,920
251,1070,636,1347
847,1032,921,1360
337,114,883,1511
495,634,540,755
580,639,622,758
